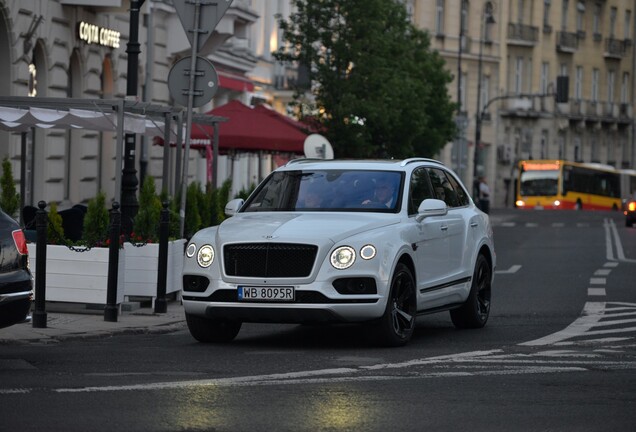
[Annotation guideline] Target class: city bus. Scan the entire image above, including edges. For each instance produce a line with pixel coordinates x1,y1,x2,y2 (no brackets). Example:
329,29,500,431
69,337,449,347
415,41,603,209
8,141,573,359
515,160,623,210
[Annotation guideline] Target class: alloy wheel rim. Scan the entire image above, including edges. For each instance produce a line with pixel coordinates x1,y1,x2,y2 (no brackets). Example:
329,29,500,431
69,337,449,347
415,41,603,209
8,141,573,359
391,271,415,337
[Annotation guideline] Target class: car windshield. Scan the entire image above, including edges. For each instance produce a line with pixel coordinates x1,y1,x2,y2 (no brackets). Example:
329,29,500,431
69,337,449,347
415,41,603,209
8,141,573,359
519,170,559,196
242,169,403,212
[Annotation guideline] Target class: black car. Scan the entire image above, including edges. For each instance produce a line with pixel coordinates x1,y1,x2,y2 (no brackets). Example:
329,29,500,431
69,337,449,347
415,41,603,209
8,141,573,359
0,208,33,328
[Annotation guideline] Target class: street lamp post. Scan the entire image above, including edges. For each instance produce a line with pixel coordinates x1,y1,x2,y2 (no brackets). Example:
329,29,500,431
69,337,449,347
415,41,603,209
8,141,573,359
121,0,146,233
473,1,495,192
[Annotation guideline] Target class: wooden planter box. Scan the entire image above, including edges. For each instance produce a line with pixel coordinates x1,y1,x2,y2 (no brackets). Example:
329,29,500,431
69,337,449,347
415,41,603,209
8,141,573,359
27,244,126,305
123,239,185,301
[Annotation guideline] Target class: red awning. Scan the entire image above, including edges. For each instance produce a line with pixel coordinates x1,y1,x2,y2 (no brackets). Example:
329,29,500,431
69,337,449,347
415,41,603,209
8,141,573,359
217,72,255,92
190,100,307,153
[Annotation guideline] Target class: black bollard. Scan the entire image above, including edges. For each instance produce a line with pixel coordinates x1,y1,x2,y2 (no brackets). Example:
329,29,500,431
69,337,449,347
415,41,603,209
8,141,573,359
104,202,121,322
155,201,170,313
32,201,48,328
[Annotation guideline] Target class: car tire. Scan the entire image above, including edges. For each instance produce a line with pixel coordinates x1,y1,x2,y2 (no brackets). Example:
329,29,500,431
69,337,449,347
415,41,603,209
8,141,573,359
371,263,416,347
450,254,491,329
186,313,242,343
626,218,634,228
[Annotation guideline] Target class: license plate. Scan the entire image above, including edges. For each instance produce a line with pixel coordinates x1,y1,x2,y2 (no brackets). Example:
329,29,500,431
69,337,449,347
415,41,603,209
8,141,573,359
237,286,295,302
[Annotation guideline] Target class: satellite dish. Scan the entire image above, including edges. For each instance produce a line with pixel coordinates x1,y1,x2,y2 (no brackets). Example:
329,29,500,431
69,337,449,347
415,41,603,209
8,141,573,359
303,134,334,159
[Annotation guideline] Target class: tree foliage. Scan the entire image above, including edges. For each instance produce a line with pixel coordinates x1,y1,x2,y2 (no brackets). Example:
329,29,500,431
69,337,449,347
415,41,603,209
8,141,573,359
0,157,20,218
275,0,457,158
83,191,109,247
133,176,162,242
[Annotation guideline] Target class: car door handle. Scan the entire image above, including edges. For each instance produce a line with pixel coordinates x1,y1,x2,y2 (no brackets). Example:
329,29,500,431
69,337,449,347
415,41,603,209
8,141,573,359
440,225,448,231
470,222,478,228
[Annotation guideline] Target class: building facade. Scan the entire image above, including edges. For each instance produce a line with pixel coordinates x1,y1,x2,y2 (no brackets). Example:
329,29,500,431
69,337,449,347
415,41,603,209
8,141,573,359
411,0,635,208
0,0,295,211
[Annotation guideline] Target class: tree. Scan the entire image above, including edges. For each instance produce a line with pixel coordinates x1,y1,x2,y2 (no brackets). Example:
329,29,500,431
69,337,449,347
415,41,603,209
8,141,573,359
83,191,109,247
133,176,161,242
275,0,457,158
0,157,20,218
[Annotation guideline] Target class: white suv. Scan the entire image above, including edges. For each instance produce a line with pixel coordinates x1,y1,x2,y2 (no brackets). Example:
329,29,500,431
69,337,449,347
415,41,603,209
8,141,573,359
182,158,495,346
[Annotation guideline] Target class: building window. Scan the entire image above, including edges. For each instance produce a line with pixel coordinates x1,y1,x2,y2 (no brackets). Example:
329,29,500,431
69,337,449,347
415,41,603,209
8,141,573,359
575,66,583,100
576,2,585,32
560,63,569,77
461,0,469,36
625,10,632,39
607,70,615,103
621,72,629,104
593,3,601,34
544,0,551,27
540,62,550,94
591,68,599,102
561,0,569,31
435,0,445,34
518,0,525,23
609,7,617,37
515,57,524,94
460,72,468,111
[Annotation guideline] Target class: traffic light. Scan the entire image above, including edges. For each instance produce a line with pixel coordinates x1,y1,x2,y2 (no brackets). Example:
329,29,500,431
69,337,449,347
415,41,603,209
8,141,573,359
556,76,569,103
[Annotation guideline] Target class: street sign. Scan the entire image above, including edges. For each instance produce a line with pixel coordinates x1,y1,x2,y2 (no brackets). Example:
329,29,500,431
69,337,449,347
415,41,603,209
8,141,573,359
168,56,218,107
172,0,233,51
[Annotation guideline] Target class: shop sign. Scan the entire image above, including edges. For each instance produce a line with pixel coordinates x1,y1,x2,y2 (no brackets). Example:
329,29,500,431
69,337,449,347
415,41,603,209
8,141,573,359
78,22,120,48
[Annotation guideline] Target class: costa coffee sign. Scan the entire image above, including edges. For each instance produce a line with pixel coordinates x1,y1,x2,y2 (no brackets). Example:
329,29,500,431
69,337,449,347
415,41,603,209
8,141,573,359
78,22,120,48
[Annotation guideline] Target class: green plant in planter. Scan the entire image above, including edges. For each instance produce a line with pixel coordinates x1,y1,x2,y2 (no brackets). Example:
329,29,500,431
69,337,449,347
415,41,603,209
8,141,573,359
83,191,109,247
184,182,202,239
133,176,161,242
0,157,20,219
47,201,65,244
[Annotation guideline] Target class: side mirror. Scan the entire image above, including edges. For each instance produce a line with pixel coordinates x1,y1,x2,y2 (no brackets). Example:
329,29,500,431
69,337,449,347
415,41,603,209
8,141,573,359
416,199,448,222
224,198,244,217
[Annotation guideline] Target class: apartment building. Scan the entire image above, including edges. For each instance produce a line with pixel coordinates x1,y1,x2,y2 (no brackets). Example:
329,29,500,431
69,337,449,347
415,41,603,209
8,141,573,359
411,0,635,208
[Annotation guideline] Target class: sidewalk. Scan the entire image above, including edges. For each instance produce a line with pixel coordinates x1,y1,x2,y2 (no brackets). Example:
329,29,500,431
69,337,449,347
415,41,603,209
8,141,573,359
0,301,186,345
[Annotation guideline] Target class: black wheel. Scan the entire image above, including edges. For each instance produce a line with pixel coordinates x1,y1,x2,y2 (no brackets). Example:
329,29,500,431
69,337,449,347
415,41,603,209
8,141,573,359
627,218,634,228
186,313,241,343
450,254,491,329
372,263,417,347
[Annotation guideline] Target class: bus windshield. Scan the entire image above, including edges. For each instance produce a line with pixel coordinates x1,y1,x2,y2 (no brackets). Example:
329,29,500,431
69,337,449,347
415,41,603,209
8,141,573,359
520,170,559,196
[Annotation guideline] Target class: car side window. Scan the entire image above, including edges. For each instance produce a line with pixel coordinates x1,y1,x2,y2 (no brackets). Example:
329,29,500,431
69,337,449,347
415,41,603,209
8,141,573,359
444,171,470,206
408,167,434,215
427,168,460,208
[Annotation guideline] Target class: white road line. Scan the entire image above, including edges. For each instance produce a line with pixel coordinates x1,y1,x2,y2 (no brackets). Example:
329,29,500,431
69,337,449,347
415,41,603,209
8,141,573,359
501,222,516,227
604,262,619,268
589,278,606,285
495,264,522,274
594,269,611,276
520,302,605,346
588,288,606,296
526,223,538,227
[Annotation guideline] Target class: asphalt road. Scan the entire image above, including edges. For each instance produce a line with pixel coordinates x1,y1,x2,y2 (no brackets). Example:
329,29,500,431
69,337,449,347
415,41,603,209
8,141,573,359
1,209,635,432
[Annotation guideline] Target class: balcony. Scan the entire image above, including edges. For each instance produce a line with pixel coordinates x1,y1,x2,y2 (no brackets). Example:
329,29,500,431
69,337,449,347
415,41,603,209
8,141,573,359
507,23,539,46
556,31,578,53
604,38,626,59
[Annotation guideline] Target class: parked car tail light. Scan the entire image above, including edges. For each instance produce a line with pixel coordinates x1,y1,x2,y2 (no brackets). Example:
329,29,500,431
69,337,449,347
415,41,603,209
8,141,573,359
628,201,636,212
11,230,28,255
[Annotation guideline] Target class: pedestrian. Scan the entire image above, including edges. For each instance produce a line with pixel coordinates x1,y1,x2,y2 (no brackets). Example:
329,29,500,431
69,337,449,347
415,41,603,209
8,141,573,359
478,176,490,214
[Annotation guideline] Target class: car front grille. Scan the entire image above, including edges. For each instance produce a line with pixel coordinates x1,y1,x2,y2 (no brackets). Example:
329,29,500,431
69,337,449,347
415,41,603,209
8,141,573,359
223,243,318,277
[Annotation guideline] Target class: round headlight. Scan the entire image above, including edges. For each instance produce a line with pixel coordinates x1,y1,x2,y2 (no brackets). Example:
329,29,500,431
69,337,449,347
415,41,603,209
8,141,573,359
186,243,197,258
330,246,356,269
360,244,376,260
197,245,215,267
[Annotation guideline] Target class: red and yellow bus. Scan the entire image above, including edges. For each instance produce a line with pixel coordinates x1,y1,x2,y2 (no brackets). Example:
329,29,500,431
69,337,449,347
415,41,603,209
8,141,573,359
515,160,622,210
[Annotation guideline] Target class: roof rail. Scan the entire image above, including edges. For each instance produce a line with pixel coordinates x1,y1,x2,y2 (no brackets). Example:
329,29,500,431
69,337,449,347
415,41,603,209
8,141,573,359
284,158,326,166
399,158,443,167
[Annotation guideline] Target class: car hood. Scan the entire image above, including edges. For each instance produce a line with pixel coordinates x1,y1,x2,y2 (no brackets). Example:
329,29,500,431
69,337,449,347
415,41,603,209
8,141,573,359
217,212,398,245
